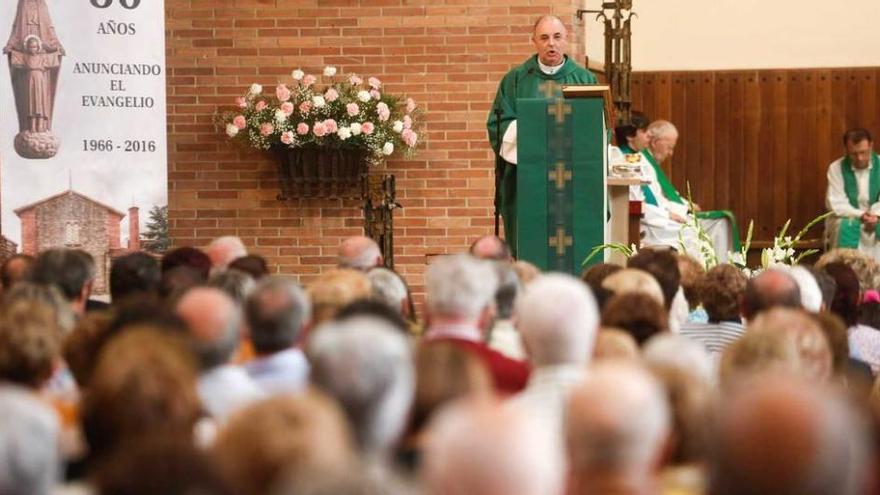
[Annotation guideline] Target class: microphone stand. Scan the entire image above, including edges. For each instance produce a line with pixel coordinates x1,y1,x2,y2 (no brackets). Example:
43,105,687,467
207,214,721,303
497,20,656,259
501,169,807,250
493,107,504,237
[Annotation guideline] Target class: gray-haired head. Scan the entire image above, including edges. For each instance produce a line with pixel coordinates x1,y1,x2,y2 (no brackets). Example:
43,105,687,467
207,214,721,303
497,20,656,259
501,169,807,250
426,254,499,321
245,277,310,354
308,316,414,458
367,267,408,316
566,363,670,480
175,287,242,370
0,386,60,495
338,236,382,271
516,273,598,367
784,266,823,313
208,268,256,305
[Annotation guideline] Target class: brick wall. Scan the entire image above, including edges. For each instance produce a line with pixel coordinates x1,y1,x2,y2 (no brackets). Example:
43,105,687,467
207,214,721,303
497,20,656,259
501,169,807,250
166,0,585,304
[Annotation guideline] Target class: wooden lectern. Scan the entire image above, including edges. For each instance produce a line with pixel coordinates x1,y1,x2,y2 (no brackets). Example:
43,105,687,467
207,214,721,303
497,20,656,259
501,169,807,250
516,85,613,275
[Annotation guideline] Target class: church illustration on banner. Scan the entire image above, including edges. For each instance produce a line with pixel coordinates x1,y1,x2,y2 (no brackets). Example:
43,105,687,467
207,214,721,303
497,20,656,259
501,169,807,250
13,188,143,294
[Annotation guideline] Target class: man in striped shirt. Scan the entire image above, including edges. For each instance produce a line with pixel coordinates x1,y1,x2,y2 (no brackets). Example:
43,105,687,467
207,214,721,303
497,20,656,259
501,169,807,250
680,264,748,360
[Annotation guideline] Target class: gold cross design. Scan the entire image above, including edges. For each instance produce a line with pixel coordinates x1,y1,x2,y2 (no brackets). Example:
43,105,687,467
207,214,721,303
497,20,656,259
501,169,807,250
547,98,572,125
538,80,559,99
548,161,572,190
548,226,573,257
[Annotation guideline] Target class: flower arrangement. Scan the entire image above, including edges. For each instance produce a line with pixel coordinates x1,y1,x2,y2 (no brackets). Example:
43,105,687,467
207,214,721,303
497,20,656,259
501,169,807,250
218,66,420,164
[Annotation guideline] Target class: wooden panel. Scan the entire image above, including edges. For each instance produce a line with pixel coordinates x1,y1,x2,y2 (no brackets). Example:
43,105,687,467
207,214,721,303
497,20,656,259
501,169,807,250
630,66,880,245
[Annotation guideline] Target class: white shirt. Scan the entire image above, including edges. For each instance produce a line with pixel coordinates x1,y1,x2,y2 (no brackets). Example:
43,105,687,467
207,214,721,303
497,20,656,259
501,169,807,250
198,364,265,420
509,364,586,436
244,348,310,395
826,157,880,218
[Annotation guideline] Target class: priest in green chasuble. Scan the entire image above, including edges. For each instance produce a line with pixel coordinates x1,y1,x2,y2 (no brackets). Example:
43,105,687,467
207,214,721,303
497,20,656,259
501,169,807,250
825,128,880,258
486,15,597,255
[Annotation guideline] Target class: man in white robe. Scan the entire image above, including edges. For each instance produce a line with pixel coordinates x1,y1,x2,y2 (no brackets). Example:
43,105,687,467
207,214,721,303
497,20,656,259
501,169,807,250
621,120,733,262
825,128,880,258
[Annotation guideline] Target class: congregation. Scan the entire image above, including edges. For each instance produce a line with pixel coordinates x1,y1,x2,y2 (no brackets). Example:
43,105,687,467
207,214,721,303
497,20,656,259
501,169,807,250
0,233,879,494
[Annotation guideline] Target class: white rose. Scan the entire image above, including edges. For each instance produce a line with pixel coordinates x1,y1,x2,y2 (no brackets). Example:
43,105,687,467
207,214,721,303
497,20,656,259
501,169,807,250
357,90,371,103
392,120,404,133
312,95,326,107
350,123,362,135
323,66,337,77
274,109,287,123
383,142,394,155
226,123,239,137
248,83,263,96
338,127,352,140
292,69,304,80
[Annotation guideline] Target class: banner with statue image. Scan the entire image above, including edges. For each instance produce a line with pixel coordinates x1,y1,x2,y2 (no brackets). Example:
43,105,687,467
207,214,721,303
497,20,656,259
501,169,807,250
0,0,167,292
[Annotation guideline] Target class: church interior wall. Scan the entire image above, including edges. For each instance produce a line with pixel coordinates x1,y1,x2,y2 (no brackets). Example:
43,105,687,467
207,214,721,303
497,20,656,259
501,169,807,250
165,0,582,299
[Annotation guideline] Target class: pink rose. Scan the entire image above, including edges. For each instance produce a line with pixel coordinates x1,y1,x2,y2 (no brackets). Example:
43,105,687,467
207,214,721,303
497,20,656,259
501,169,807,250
361,122,375,135
349,75,363,86
370,89,381,100
376,102,390,122
402,128,418,147
368,77,381,89
235,96,247,108
255,100,268,112
280,101,294,115
259,123,275,136
323,119,338,133
403,115,412,129
406,97,416,113
281,131,295,145
296,122,309,135
299,101,312,114
232,115,247,129
302,74,317,87
276,84,291,102
313,121,327,137
325,88,339,102
346,103,360,116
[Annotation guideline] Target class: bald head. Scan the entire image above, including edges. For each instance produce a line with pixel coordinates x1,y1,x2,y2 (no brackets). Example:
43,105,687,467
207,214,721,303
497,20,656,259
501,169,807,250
206,236,247,271
176,287,241,369
646,120,679,163
566,363,669,486
711,375,869,495
531,15,568,67
742,269,802,320
338,236,382,271
424,399,564,495
469,235,512,262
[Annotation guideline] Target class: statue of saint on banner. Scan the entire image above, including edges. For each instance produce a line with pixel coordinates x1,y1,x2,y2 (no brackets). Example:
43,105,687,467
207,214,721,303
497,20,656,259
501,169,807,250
4,0,64,159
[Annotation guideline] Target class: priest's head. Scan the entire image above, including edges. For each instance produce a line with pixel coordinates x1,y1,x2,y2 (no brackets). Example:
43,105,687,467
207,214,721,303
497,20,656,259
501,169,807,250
647,120,679,163
843,128,873,169
532,16,568,67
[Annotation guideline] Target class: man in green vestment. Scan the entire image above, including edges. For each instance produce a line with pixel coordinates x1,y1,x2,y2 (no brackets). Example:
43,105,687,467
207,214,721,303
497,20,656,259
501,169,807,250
825,128,880,258
614,110,650,155
486,15,597,256
631,120,739,262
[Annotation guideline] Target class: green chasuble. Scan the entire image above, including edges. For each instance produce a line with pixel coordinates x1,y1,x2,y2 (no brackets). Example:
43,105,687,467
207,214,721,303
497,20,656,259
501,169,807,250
838,153,880,248
638,149,742,250
487,55,597,255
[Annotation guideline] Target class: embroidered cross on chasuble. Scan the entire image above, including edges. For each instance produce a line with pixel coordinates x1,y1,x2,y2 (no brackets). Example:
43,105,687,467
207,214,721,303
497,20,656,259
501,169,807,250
516,93,607,274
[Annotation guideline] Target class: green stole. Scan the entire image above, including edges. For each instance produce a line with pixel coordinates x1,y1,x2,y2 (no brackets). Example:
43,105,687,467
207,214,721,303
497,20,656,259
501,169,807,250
637,149,742,249
838,153,880,248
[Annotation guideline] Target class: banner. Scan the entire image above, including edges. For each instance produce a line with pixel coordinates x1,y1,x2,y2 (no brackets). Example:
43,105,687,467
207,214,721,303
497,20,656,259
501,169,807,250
0,0,166,291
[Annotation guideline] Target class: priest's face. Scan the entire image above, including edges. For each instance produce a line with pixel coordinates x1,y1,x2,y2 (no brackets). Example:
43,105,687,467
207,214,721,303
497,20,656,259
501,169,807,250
532,18,568,67
651,132,678,162
846,139,873,169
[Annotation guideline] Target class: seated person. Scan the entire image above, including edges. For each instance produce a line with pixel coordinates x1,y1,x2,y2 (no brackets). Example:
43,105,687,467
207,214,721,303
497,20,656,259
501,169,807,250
612,118,739,261
825,127,880,258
